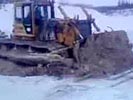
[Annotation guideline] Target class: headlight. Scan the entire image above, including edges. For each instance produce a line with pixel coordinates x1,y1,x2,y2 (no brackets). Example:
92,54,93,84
26,27,31,32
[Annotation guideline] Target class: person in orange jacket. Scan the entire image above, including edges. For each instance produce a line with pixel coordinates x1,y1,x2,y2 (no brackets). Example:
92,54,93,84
56,20,84,67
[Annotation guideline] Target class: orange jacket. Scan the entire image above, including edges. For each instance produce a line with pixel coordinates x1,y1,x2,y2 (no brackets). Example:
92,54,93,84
57,23,81,47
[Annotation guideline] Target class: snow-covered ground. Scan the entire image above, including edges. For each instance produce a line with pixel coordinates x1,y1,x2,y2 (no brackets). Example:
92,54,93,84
0,1,133,100
0,71,133,100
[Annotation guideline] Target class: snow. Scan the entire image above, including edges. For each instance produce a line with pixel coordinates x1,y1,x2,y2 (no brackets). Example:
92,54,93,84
0,4,13,35
0,72,133,100
56,0,118,6
86,9,133,32
54,4,87,19
0,1,133,100
56,0,133,6
56,3,133,32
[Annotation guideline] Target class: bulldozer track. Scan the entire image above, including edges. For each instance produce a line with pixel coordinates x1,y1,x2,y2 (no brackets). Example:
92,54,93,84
0,39,65,53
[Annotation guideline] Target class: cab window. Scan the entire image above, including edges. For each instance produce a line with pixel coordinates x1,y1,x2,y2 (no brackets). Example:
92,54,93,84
15,6,22,21
24,6,30,18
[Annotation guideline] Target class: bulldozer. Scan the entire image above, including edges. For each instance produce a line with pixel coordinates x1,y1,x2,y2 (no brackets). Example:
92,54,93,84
0,0,132,77
0,0,94,66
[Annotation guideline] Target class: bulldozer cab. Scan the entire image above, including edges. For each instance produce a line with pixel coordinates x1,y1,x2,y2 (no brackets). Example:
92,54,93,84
13,1,54,40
